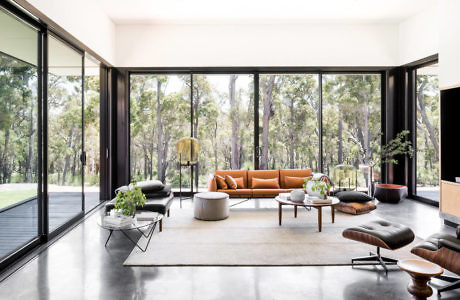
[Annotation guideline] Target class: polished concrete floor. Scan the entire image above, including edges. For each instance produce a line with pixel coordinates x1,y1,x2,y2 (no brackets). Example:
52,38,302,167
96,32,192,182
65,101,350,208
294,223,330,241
0,197,459,300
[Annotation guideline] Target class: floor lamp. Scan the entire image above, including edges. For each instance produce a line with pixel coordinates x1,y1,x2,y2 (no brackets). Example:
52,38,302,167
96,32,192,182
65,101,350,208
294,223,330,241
177,137,199,208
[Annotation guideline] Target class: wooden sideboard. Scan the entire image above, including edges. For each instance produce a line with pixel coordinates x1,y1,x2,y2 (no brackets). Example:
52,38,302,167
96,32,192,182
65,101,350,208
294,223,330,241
440,181,460,219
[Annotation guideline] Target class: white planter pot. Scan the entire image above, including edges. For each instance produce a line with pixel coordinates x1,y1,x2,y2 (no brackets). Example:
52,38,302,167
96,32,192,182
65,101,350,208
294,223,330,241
306,181,328,199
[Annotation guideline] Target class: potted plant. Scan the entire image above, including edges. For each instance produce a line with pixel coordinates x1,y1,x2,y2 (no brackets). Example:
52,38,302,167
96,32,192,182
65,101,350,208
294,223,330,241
113,182,147,217
303,177,331,199
366,130,414,193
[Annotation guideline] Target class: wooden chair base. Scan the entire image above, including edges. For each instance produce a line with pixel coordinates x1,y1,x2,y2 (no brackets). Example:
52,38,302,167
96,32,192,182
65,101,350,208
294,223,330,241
351,247,397,274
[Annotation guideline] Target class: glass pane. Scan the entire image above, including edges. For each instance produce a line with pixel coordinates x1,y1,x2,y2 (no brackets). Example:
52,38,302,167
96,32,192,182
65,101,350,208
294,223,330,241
48,35,83,231
0,9,38,259
130,75,191,191
193,74,255,190
322,74,381,190
84,56,100,211
259,74,320,170
415,64,439,202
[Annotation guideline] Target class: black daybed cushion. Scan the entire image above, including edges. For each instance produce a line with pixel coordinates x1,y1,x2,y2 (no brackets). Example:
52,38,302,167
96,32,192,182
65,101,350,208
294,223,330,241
136,180,165,192
143,185,171,198
335,191,373,203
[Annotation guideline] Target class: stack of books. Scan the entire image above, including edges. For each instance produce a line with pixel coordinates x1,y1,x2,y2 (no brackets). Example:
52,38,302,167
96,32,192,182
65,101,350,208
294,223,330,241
103,215,133,227
136,212,158,221
310,198,332,204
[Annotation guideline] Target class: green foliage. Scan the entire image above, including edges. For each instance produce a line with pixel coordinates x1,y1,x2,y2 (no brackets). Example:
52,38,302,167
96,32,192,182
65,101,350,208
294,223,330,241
114,183,146,216
369,130,414,167
304,177,331,198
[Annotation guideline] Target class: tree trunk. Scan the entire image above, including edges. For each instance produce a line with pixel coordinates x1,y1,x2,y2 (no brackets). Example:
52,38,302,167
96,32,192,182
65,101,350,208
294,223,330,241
338,120,343,164
229,75,239,169
261,76,276,169
26,79,34,182
156,79,164,182
289,98,295,169
62,127,74,185
213,121,218,170
417,78,439,160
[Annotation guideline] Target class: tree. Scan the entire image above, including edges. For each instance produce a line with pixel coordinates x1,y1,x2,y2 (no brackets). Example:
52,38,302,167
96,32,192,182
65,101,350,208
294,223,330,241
260,75,279,169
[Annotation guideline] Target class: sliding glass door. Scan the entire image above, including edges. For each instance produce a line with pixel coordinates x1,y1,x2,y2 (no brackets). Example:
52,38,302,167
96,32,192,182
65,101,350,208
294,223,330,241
130,74,191,190
414,64,439,202
259,74,320,170
193,74,255,190
47,35,84,232
322,74,381,189
0,8,39,260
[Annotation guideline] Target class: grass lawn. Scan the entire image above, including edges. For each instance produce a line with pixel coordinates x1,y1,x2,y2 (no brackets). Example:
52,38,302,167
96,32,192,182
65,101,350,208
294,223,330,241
0,190,36,210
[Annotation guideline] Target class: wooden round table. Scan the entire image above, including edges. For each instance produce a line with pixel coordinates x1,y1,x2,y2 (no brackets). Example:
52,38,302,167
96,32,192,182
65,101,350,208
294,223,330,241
398,259,443,300
275,196,339,232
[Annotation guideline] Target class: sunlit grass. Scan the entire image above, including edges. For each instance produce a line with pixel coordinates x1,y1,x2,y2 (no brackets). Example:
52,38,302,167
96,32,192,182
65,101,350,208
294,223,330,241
0,190,36,210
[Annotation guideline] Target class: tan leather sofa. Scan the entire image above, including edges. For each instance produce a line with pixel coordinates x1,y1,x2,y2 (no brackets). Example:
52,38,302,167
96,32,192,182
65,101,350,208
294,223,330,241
208,169,314,198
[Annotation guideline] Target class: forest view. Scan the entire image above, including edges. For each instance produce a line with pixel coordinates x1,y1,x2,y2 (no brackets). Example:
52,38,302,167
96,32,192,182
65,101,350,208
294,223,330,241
130,73,382,190
416,65,439,200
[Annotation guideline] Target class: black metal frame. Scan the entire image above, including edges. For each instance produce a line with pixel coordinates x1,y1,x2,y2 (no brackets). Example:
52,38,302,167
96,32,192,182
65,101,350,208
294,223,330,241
126,69,386,183
406,56,439,207
0,1,107,272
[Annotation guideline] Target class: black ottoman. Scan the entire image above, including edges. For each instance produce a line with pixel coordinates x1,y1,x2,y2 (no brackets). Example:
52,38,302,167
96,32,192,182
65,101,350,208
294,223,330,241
343,220,415,273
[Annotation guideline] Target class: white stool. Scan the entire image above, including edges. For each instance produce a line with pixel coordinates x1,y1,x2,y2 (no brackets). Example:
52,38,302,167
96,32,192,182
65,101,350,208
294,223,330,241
193,192,229,221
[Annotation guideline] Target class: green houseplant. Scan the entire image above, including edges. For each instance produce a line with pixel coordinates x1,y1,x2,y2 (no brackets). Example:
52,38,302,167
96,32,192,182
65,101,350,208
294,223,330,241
303,177,331,199
114,182,146,217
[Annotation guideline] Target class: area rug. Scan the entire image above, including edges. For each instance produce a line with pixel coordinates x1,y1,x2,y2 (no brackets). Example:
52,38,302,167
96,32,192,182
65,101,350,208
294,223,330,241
124,208,420,266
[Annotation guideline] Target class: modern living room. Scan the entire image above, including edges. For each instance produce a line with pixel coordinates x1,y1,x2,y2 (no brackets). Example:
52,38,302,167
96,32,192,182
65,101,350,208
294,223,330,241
1,0,460,299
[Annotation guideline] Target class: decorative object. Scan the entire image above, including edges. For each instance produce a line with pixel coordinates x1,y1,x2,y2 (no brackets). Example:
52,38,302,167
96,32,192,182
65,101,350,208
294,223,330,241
332,164,357,192
398,259,443,300
374,184,408,203
364,130,414,194
176,137,200,208
304,176,331,199
290,189,305,202
343,220,415,274
114,182,146,217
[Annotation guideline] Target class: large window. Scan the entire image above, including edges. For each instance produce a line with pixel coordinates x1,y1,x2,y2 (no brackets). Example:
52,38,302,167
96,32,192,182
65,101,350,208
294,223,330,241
129,72,381,189
415,64,439,202
322,74,381,188
194,74,254,190
130,74,191,189
259,74,320,170
47,35,84,231
0,8,39,260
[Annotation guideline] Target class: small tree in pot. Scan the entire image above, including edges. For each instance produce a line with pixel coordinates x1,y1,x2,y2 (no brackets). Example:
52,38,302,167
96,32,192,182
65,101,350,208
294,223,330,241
114,182,146,217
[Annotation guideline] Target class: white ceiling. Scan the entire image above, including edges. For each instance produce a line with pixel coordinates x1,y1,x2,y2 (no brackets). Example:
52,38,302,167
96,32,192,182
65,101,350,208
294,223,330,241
97,0,437,25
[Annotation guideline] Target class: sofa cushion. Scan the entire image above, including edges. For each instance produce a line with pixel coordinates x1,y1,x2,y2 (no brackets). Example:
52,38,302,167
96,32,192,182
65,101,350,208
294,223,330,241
225,175,238,189
136,180,164,192
215,170,247,188
284,176,308,189
248,170,279,188
335,201,376,215
336,191,373,203
251,177,280,189
279,169,312,188
234,177,245,189
215,175,228,189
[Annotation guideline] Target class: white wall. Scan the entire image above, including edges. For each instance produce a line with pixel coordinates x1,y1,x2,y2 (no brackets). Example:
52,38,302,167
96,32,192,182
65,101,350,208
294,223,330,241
26,0,116,65
398,6,438,65
115,23,398,67
438,0,460,88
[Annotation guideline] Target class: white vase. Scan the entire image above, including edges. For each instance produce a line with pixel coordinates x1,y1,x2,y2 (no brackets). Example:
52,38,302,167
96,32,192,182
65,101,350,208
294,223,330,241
306,181,327,199
290,189,305,202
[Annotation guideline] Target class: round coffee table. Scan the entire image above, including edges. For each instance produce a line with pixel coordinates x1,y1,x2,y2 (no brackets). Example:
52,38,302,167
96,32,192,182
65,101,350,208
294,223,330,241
275,196,339,232
398,259,443,300
98,211,163,252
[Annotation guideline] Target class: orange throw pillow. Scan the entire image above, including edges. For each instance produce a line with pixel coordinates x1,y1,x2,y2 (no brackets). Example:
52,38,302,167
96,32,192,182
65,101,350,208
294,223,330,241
285,176,308,188
225,175,237,189
251,177,280,189
234,177,245,189
215,175,228,189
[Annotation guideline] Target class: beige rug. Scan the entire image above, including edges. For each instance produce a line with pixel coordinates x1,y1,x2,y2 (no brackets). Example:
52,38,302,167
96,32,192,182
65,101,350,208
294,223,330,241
124,207,420,266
